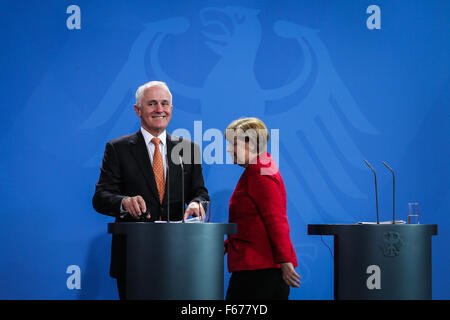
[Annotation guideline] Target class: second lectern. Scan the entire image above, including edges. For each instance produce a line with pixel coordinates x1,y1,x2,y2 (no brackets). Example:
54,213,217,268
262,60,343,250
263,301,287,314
108,222,236,300
308,224,437,300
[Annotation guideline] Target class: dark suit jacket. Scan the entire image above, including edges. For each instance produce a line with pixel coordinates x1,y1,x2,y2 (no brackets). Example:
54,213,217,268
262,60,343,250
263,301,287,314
92,130,209,278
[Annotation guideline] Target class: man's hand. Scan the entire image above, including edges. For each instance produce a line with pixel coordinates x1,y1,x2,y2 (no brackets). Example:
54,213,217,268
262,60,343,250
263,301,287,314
122,196,150,219
280,262,301,288
183,201,205,221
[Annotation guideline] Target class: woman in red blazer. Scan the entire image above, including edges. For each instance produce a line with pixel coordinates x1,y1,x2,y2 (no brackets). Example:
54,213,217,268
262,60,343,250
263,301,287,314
224,117,300,300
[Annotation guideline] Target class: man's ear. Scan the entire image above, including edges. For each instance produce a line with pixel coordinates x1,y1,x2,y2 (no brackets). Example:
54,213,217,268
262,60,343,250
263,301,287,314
134,104,141,117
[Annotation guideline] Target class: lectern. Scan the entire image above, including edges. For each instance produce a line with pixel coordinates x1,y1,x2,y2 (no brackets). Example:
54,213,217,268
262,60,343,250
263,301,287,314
108,222,236,300
308,224,437,300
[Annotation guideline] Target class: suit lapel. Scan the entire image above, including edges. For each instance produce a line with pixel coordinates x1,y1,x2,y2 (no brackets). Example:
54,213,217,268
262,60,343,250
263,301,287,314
129,130,160,203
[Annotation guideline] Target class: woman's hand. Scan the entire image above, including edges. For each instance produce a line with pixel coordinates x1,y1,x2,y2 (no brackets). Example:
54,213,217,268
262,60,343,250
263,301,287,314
280,262,301,288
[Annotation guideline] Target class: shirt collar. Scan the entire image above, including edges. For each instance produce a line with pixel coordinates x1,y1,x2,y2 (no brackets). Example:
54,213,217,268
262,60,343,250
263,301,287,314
140,127,166,146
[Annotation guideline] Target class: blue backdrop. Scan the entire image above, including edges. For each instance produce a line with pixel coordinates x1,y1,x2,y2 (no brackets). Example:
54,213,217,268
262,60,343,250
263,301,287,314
0,0,448,299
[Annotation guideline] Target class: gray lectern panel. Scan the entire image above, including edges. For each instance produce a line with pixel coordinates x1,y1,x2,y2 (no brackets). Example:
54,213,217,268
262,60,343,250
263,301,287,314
108,222,236,300
308,224,437,300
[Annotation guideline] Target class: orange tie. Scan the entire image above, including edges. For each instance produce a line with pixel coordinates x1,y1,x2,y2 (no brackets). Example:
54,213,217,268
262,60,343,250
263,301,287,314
151,138,165,204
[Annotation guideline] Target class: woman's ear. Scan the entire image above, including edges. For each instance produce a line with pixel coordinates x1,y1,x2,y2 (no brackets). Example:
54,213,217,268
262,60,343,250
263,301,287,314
247,141,257,153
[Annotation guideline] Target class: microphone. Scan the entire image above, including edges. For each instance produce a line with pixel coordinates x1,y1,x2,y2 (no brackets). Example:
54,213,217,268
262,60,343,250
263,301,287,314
364,160,379,224
166,153,170,223
382,161,395,224
179,155,185,223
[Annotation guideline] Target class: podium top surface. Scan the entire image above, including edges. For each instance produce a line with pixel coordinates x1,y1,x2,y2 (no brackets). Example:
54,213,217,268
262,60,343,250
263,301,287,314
307,224,438,236
108,222,237,235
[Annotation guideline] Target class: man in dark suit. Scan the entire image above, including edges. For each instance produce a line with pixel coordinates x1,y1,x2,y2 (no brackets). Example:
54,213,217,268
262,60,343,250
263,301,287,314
92,81,209,299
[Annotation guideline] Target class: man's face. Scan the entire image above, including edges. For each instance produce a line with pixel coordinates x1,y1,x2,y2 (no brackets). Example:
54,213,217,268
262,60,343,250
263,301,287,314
134,86,173,136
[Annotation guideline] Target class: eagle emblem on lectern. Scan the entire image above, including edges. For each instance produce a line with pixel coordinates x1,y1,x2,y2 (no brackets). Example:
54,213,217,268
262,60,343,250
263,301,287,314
380,232,404,257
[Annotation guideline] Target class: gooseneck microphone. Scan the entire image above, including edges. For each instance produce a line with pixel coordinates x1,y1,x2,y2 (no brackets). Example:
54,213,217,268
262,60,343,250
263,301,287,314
166,153,170,223
364,160,379,224
179,155,185,223
382,161,395,224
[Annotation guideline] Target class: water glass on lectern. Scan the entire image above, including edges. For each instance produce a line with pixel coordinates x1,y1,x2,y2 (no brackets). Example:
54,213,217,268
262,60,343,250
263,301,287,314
200,200,211,223
408,202,420,224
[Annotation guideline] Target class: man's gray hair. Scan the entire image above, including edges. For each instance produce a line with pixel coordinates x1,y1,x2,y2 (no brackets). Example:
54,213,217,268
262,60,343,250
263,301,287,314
135,81,172,107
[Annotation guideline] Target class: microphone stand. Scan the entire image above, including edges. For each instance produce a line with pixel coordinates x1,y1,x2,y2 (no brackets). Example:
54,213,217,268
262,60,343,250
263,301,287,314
382,161,395,224
364,160,379,224
166,153,170,223
179,155,185,223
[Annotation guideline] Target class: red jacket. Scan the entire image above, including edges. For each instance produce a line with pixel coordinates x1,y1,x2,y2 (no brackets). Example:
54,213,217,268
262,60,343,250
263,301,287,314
225,153,297,272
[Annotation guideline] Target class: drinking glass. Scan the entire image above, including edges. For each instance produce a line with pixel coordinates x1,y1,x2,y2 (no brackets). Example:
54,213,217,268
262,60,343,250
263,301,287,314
408,202,420,224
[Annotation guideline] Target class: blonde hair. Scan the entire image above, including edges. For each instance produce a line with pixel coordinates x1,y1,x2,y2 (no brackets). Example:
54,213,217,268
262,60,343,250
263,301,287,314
225,117,269,154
